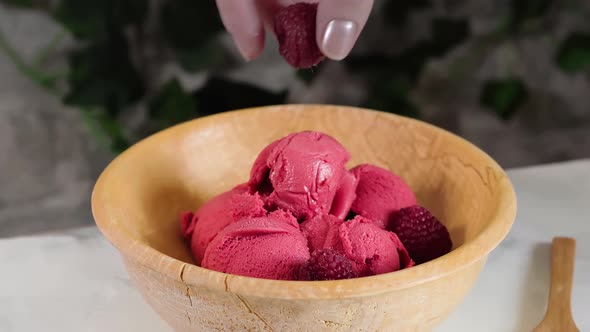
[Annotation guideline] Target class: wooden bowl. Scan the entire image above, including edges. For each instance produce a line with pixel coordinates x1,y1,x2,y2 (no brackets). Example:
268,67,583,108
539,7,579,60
92,105,516,331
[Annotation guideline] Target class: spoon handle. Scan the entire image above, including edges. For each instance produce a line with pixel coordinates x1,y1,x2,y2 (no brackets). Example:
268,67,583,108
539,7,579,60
545,237,578,330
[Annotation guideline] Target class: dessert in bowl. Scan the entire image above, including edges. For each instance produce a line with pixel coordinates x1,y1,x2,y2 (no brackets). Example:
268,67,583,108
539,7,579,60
91,104,516,331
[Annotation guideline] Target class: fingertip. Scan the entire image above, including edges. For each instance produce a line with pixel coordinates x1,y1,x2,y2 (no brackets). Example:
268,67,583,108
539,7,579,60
232,27,265,61
316,0,374,60
216,0,265,61
318,19,358,60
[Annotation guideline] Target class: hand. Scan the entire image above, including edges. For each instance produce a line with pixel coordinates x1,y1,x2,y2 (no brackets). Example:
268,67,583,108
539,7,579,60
215,0,374,61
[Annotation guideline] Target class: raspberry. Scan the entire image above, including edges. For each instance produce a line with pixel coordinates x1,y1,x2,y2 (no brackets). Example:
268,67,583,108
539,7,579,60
273,2,325,68
297,248,357,280
389,205,452,264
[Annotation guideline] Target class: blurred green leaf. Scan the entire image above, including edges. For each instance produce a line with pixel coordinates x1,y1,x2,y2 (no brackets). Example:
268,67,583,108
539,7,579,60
431,18,470,56
176,39,227,73
509,0,550,31
79,108,129,153
480,78,528,120
34,30,67,67
395,41,439,80
3,0,51,9
194,77,288,115
345,45,435,83
384,0,431,27
149,79,198,128
53,0,147,41
512,0,550,19
160,0,223,51
363,77,420,118
556,32,590,73
346,18,469,84
64,34,145,115
0,28,61,92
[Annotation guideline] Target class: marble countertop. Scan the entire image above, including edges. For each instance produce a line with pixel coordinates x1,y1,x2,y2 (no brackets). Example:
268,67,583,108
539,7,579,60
1,159,588,332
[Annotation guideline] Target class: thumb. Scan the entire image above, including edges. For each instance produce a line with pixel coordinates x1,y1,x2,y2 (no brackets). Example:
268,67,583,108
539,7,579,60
315,0,374,60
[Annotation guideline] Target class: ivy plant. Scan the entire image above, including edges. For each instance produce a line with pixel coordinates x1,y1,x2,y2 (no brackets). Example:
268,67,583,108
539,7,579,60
2,0,589,153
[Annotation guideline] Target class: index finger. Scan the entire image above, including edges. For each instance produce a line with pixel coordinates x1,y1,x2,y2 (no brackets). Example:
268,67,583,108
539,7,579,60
216,0,265,60
316,0,374,60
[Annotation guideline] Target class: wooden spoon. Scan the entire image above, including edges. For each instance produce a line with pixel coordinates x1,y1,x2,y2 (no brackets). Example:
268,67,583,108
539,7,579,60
533,237,580,332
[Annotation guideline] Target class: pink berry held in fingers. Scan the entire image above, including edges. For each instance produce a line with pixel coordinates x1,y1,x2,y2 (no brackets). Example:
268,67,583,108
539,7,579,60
273,2,325,69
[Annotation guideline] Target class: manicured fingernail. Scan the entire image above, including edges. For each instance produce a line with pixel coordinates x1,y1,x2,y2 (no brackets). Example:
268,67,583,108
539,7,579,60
321,20,358,60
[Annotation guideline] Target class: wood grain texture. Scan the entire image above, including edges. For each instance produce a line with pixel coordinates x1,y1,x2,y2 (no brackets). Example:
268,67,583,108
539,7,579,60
533,237,580,332
91,105,517,331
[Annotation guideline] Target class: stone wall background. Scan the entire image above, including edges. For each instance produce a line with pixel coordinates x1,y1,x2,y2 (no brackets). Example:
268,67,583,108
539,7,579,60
0,7,111,236
1,2,588,236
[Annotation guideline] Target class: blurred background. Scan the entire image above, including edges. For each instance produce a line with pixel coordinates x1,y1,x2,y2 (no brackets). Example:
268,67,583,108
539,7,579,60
1,0,589,237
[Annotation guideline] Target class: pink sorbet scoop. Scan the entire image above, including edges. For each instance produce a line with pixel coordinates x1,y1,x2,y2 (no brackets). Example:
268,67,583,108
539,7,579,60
350,164,417,229
181,184,266,265
202,210,311,280
339,216,414,276
248,131,351,221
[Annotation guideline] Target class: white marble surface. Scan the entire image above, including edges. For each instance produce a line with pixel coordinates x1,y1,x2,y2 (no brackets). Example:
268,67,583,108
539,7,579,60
0,159,588,332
